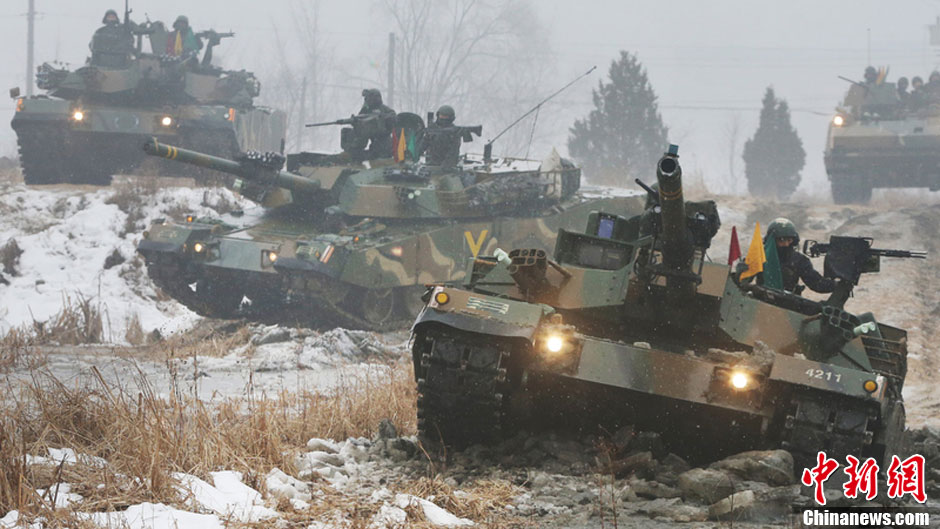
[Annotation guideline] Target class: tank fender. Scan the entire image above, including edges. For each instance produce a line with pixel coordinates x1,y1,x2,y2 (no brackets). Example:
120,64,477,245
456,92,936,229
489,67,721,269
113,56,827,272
412,286,549,340
768,354,886,402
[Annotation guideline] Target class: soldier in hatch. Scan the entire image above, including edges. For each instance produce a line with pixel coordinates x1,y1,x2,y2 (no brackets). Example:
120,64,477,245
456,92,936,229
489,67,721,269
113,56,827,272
357,89,396,160
166,16,202,58
89,9,134,68
423,105,481,167
897,76,910,106
761,218,835,295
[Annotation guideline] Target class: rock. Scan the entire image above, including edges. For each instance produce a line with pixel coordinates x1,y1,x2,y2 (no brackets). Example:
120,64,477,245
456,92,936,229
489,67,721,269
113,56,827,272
710,450,794,485
707,485,797,522
611,424,635,451
631,431,665,457
678,468,735,504
252,326,291,345
103,248,125,270
660,453,691,473
638,498,707,522
377,419,398,440
629,477,682,499
609,451,655,477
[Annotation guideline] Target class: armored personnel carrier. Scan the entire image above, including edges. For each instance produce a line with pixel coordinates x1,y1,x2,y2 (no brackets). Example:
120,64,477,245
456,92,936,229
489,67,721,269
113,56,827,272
413,145,924,465
825,74,940,203
11,16,285,185
137,114,645,330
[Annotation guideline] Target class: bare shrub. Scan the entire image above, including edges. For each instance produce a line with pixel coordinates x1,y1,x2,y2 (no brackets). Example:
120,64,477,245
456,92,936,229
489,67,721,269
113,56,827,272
124,313,145,346
0,239,24,276
30,293,103,345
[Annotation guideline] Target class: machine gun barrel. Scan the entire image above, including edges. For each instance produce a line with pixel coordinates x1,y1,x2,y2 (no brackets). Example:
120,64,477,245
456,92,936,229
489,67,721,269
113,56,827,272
655,145,690,273
305,117,354,128
803,239,926,260
142,139,320,194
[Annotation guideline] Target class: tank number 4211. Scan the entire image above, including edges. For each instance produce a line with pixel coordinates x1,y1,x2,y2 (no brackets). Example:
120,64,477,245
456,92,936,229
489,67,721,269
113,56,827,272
805,368,842,382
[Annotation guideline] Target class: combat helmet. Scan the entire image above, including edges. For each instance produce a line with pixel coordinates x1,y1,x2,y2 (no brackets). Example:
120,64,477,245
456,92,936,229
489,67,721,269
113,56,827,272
102,9,120,24
765,217,799,246
173,15,189,29
436,105,455,126
362,89,383,109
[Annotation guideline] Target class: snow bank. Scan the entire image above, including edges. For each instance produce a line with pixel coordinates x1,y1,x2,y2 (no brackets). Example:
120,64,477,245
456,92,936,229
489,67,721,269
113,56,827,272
0,183,250,342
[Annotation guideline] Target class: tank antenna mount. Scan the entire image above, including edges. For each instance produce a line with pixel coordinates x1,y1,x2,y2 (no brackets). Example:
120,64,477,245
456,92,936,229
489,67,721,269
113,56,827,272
483,65,597,162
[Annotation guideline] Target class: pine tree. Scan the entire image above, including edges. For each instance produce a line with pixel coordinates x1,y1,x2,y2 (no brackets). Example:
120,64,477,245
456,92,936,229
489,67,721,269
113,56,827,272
742,87,805,199
568,51,668,185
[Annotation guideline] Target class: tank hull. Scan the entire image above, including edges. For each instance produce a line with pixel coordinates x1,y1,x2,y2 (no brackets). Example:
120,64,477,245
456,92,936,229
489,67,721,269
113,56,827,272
137,194,646,330
11,97,285,185
412,284,902,465
824,116,940,203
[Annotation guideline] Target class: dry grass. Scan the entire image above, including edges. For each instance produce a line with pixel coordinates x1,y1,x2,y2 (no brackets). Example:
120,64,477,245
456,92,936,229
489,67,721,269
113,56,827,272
26,293,103,345
0,360,417,520
402,477,521,521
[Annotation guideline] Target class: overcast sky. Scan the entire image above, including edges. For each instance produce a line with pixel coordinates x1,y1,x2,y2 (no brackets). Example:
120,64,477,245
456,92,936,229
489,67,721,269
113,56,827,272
2,0,939,195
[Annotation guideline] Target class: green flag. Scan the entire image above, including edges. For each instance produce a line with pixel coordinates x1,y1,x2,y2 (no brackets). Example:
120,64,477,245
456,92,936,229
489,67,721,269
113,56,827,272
763,239,784,290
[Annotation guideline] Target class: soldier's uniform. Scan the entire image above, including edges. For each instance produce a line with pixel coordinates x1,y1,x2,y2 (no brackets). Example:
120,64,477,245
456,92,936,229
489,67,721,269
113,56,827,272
357,89,396,160
425,105,463,167
89,9,134,68
763,218,835,294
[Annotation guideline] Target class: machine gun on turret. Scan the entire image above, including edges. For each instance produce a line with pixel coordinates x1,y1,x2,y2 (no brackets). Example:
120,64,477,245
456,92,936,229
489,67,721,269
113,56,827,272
803,236,926,308
195,29,234,67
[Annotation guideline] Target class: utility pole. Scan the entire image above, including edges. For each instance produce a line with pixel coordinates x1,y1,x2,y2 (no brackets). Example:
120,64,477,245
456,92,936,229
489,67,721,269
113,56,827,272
297,76,308,151
26,0,35,96
387,33,395,108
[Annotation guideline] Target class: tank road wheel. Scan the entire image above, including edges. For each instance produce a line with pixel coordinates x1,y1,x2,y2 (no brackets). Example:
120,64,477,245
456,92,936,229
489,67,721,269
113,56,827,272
413,327,515,447
831,176,872,204
359,288,397,327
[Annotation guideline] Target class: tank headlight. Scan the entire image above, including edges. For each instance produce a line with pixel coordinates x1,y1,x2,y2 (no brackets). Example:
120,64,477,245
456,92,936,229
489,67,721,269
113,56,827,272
434,291,449,305
832,115,845,127
16,98,24,112
161,116,173,126
545,335,565,354
185,215,195,223
72,110,84,121
390,245,403,257
863,379,878,393
268,251,278,263
730,371,750,390
193,242,205,253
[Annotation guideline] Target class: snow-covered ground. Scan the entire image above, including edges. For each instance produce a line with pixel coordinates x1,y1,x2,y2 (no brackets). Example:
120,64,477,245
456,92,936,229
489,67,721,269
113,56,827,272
0,180,252,341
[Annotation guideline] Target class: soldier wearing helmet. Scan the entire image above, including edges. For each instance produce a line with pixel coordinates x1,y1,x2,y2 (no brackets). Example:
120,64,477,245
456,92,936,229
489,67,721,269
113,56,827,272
863,66,878,85
90,9,134,68
763,218,835,295
355,89,396,160
424,105,481,167
166,15,202,58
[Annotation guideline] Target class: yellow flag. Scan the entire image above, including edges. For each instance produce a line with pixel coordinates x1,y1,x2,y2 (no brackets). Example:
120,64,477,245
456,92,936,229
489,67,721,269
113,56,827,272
396,129,406,161
174,32,183,56
739,222,766,280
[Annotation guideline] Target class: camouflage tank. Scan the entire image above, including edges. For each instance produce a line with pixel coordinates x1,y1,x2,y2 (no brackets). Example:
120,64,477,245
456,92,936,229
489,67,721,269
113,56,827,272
11,16,286,185
825,72,940,203
413,144,924,466
136,115,645,330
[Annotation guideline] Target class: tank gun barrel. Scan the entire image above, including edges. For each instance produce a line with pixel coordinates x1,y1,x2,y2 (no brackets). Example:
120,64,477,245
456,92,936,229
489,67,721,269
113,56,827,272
142,139,320,194
655,145,691,273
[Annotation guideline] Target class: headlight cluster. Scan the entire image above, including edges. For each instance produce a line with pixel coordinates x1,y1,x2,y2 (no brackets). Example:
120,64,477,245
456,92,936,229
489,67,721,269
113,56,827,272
72,110,85,121
832,114,846,127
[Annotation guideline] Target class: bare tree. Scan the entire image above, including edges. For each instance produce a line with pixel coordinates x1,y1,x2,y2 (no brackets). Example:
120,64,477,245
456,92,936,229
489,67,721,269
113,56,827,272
259,1,344,152
381,0,558,157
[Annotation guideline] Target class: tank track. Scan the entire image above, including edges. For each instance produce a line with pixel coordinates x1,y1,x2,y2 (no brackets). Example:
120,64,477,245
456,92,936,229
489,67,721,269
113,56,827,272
779,393,878,469
16,123,112,185
413,328,512,446
146,262,243,319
